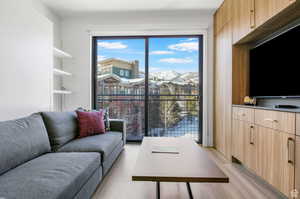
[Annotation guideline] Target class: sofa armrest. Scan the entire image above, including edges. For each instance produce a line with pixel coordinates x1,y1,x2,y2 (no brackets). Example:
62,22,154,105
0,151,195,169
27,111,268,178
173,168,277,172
109,119,126,145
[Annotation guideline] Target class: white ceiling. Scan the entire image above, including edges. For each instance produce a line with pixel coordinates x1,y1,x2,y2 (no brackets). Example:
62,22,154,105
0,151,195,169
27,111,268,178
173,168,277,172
41,0,223,17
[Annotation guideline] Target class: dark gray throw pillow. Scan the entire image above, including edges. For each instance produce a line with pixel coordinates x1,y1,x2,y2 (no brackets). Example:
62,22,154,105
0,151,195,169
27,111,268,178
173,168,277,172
41,111,78,151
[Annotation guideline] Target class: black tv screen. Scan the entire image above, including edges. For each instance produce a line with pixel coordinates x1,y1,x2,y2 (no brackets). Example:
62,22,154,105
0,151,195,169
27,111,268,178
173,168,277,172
250,24,300,98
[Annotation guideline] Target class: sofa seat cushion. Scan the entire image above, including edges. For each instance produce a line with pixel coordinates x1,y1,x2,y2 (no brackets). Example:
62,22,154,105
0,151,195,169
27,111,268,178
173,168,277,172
58,132,122,162
0,152,100,199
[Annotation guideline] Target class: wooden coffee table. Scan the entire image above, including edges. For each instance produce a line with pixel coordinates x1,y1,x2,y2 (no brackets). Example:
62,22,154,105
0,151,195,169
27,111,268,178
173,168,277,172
132,137,229,199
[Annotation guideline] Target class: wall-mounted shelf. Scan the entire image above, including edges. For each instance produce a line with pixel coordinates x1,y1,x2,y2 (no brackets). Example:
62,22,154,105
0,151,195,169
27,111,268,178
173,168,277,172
53,47,72,58
52,47,73,111
53,68,72,76
53,90,72,95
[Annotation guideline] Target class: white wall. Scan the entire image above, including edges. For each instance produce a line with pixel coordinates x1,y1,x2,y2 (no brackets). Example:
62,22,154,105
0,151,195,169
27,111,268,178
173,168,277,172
32,0,61,48
33,0,65,111
0,0,53,121
204,23,214,147
61,10,214,110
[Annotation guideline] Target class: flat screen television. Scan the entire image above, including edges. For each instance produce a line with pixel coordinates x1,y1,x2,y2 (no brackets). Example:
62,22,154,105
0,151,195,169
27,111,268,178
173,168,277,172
250,23,300,98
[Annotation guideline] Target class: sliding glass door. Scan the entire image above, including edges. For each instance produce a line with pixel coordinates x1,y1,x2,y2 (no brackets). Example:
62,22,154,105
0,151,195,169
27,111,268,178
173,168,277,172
93,36,203,143
148,37,201,141
94,38,146,141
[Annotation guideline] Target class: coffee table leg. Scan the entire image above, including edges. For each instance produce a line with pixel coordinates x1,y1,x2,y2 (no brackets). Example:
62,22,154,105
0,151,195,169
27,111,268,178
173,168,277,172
156,182,193,199
156,182,160,199
186,182,194,199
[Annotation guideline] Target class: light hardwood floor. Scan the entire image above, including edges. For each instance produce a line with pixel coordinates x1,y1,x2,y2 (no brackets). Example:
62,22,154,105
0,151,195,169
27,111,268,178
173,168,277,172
92,143,285,199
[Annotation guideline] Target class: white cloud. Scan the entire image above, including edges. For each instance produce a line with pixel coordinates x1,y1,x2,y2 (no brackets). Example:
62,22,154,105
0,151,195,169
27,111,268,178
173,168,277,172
168,42,198,52
150,51,174,55
149,67,160,71
159,58,193,64
186,38,197,41
97,55,106,61
97,41,127,49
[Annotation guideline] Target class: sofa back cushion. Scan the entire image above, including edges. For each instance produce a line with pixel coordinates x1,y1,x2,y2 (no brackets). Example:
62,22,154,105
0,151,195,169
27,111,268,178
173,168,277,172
41,111,78,151
0,114,51,175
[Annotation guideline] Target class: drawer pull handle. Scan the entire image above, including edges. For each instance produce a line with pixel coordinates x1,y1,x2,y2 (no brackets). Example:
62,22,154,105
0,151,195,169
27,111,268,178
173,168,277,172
264,118,278,123
238,113,246,116
250,126,254,145
250,0,255,29
287,138,295,164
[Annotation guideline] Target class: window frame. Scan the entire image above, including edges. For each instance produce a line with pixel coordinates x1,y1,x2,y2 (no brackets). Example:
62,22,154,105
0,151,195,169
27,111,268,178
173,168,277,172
91,35,203,143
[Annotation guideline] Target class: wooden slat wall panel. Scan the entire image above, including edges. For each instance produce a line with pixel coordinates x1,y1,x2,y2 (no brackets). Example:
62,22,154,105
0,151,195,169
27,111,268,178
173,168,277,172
214,21,233,160
214,0,233,35
232,45,250,105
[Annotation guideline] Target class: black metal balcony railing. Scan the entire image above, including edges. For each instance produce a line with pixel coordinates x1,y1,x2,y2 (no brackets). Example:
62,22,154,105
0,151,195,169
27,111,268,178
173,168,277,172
97,83,199,96
96,94,200,141
148,98,199,140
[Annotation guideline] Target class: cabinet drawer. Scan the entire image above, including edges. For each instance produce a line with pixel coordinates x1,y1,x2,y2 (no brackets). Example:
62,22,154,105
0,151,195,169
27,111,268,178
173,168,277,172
254,109,295,134
296,114,300,136
232,107,254,122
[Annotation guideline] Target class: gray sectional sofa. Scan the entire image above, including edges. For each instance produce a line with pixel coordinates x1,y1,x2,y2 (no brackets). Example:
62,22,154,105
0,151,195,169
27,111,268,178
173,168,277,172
0,112,126,199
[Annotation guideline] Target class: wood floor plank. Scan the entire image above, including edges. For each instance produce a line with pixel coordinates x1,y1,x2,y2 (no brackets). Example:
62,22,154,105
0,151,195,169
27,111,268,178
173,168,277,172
92,143,285,199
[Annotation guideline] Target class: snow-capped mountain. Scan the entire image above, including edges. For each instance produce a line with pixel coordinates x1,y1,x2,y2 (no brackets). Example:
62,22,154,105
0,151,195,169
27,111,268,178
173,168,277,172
149,71,198,84
150,70,181,81
180,72,198,80
179,72,199,83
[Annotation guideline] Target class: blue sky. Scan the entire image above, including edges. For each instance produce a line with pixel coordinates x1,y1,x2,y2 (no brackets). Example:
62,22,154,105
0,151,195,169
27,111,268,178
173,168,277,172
97,37,199,73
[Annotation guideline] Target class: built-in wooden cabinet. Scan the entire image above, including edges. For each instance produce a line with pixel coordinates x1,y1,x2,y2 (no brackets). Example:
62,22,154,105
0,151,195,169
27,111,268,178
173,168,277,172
296,114,300,136
256,126,273,182
243,123,257,173
231,119,245,162
232,107,257,173
256,0,297,27
295,114,300,198
214,0,299,161
232,0,255,43
231,107,295,197
255,0,272,27
214,0,232,34
257,126,295,196
295,135,300,196
214,0,300,197
232,0,298,43
254,109,295,134
232,107,254,122
271,0,297,15
279,132,295,197
214,20,232,160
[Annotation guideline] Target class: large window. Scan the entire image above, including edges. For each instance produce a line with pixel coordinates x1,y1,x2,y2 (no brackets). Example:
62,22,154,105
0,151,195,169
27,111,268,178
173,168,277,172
92,36,203,142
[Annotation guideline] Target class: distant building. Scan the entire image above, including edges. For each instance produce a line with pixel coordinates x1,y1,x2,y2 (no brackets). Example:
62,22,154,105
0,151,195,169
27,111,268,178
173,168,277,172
98,58,139,79
96,58,199,138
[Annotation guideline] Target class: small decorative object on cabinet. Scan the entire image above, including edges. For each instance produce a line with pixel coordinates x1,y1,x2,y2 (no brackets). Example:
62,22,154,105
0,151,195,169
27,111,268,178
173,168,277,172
243,96,256,106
